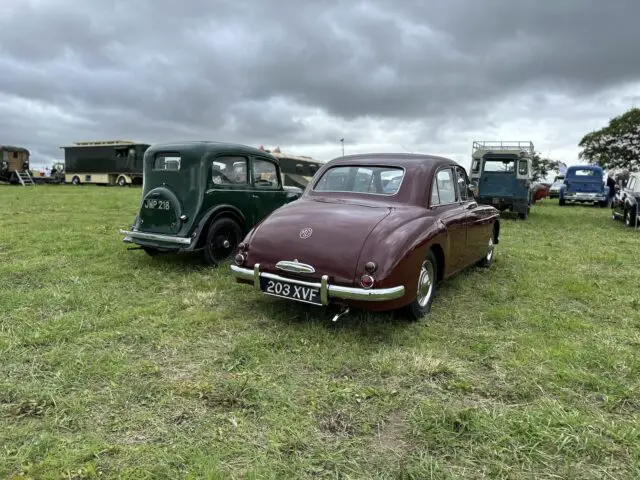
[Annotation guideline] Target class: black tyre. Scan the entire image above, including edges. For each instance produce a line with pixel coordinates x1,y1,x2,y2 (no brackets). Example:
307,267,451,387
624,207,637,228
117,176,127,187
405,250,438,321
71,176,80,185
202,217,242,266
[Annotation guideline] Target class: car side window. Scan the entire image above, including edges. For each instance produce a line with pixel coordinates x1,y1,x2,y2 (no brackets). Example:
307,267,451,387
252,158,280,189
455,166,470,201
211,156,248,186
518,159,528,175
430,176,440,206
434,168,457,204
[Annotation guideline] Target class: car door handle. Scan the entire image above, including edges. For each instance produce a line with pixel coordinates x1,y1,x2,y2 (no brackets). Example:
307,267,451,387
252,194,259,199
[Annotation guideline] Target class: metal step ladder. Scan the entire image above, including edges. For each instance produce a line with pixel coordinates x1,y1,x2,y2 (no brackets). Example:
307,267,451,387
16,170,35,186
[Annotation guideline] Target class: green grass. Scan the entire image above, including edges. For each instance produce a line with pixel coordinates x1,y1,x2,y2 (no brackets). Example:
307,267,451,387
1,185,639,479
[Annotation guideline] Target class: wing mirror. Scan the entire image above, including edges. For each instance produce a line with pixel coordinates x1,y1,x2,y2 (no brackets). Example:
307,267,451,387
469,183,479,197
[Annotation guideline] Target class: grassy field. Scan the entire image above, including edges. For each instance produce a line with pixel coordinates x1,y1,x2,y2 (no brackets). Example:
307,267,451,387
1,185,639,479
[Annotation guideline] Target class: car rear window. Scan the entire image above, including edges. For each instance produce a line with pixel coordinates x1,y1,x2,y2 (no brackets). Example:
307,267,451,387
313,166,404,195
483,159,515,172
570,169,598,177
153,154,181,171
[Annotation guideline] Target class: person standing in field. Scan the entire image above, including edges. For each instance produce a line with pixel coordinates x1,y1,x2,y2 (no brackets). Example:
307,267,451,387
606,172,616,207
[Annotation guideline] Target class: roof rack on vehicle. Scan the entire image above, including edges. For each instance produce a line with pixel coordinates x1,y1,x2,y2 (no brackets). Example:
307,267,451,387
472,141,535,156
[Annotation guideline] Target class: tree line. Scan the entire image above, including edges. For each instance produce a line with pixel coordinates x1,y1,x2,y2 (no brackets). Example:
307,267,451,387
525,107,640,183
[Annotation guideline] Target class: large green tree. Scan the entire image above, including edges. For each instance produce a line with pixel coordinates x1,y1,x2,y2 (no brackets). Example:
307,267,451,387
531,152,560,183
578,107,640,171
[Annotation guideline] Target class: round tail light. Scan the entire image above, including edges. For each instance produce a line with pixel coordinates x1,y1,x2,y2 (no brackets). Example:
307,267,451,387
360,274,374,289
234,253,246,266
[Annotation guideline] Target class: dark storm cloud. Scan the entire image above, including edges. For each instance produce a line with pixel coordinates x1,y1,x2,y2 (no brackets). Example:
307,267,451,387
1,0,640,164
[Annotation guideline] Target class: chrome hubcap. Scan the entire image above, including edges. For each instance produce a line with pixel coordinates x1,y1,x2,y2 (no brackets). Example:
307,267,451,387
486,237,494,261
416,260,434,307
223,240,230,248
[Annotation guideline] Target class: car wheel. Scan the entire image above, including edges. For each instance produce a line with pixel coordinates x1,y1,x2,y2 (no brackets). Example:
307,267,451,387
624,208,637,227
518,210,528,220
476,235,495,268
406,250,438,321
71,176,80,185
202,217,242,266
117,176,127,187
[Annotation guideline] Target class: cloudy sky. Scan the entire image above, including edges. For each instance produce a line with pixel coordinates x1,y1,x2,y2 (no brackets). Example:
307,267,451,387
2,0,640,171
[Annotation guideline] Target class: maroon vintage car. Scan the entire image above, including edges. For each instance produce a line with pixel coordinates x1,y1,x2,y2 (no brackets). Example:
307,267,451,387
230,153,501,320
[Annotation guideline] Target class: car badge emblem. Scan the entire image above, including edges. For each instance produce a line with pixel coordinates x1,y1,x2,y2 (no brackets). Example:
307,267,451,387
299,227,313,239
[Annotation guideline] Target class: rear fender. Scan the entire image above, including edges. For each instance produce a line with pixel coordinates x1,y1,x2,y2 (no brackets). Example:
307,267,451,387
357,216,446,291
192,204,246,249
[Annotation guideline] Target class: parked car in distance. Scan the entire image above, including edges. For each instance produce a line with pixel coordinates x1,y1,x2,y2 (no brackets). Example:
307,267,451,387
559,165,607,207
612,171,640,228
470,140,534,220
548,175,565,198
531,182,550,203
119,141,303,265
230,153,501,320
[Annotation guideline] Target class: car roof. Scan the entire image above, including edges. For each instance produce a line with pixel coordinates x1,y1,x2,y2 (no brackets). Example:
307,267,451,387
567,164,602,171
325,153,461,171
0,145,30,153
146,141,273,157
307,152,462,206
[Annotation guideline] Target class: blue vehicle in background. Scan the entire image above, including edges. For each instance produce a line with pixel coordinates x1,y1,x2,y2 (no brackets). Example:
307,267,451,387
470,141,534,220
559,165,607,207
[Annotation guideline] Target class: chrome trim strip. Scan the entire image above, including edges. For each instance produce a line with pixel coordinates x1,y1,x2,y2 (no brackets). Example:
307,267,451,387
119,229,192,246
230,265,405,305
276,260,316,274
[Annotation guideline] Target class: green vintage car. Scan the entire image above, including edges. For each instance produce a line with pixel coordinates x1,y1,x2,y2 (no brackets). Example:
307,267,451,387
119,141,303,265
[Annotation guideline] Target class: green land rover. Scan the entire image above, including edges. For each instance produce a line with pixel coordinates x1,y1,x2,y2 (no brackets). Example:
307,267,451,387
119,141,303,265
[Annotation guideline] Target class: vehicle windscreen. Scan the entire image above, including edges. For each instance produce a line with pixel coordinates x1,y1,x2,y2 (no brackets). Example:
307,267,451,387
313,165,404,195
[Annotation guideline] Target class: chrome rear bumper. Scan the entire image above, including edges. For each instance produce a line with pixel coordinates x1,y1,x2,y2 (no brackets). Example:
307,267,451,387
230,263,405,305
120,229,192,246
